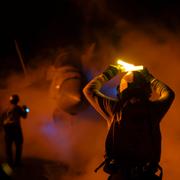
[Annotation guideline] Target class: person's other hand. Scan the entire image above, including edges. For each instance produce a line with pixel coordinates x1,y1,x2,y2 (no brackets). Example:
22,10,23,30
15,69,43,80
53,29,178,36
139,67,154,82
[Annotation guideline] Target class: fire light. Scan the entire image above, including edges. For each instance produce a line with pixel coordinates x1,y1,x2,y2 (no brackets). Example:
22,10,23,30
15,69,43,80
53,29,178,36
117,59,143,72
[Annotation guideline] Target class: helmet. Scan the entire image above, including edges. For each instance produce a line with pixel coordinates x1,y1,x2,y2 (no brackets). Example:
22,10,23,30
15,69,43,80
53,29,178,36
9,94,20,104
118,71,152,100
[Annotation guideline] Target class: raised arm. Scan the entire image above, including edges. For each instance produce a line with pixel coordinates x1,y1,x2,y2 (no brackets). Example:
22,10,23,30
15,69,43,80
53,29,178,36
83,65,120,126
141,68,175,120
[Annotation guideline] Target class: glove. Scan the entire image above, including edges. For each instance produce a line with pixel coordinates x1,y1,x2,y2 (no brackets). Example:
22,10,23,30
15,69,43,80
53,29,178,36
110,64,126,71
102,64,121,80
139,67,154,82
22,105,30,113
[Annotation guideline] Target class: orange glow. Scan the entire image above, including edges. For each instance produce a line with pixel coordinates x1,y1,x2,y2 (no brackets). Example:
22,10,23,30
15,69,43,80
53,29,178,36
55,84,60,89
117,59,143,72
0,27,179,180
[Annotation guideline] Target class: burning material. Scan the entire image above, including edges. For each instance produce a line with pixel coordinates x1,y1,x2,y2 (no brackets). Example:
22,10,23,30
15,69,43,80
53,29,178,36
117,59,143,72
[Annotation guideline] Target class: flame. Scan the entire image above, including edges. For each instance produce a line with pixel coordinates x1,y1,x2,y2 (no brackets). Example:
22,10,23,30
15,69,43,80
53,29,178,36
117,59,143,72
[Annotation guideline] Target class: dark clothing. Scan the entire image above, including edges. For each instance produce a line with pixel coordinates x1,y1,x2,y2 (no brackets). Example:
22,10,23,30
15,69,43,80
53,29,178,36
106,100,161,164
108,169,162,180
1,104,27,167
83,69,175,179
104,159,163,180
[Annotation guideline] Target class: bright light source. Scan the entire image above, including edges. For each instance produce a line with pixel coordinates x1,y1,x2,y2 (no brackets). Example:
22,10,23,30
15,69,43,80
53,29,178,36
25,108,30,113
117,59,143,72
55,85,60,89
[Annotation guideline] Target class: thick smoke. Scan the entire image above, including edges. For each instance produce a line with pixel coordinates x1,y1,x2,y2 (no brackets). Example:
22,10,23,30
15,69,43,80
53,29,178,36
0,27,179,179
0,1,180,179
0,60,109,180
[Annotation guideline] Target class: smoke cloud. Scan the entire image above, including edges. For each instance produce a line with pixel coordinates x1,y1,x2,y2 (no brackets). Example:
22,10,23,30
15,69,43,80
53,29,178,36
0,1,180,179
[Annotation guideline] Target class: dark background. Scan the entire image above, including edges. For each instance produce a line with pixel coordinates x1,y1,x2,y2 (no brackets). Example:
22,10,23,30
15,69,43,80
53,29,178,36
0,0,180,71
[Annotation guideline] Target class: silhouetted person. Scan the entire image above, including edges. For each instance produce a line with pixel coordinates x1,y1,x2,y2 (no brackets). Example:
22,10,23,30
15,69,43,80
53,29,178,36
83,64,175,180
1,94,29,168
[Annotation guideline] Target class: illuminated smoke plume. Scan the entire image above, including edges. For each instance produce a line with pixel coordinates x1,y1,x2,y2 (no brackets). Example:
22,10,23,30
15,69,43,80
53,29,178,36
0,59,109,180
0,27,179,179
0,1,179,179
